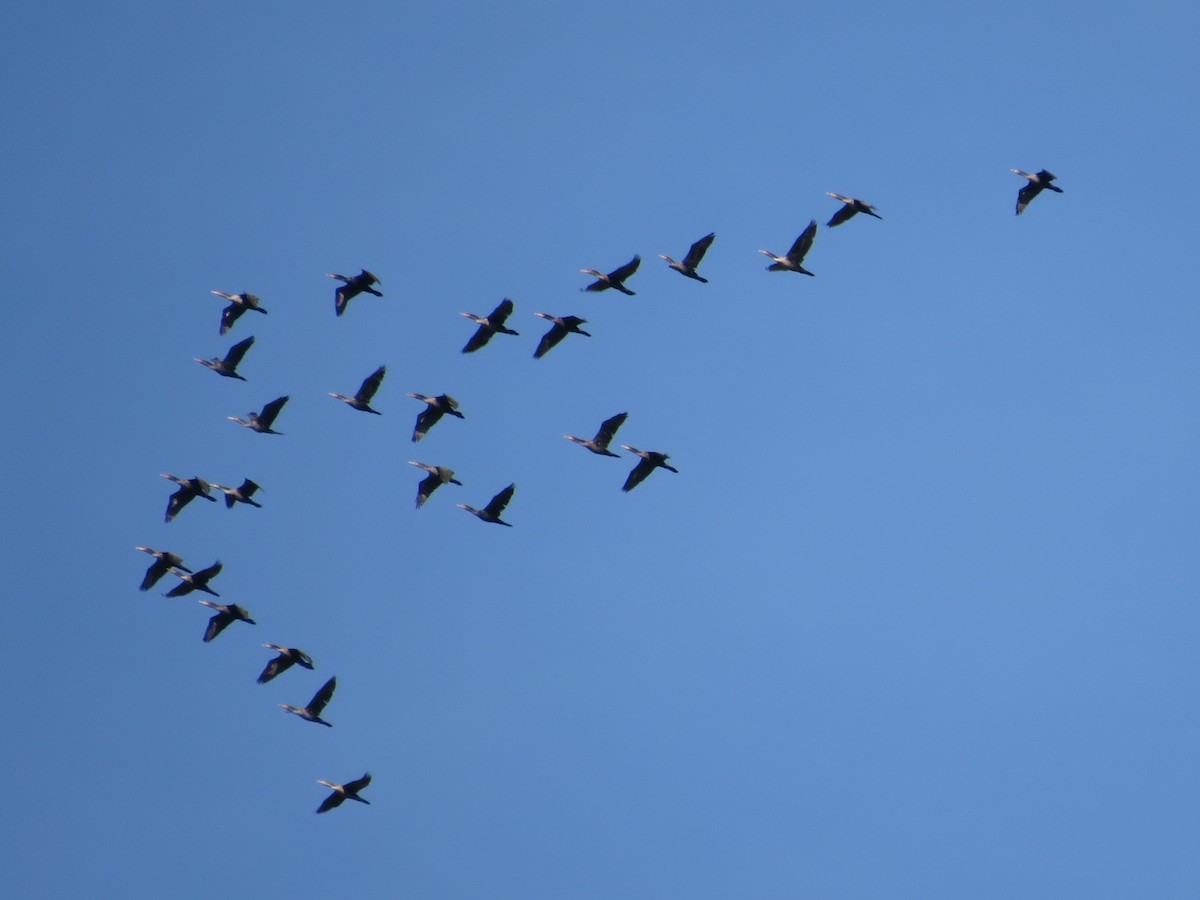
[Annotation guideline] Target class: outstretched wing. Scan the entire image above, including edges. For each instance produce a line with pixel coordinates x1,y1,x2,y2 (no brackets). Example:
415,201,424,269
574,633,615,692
317,791,346,813
534,322,567,359
258,395,289,428
462,325,493,354
682,233,715,269
307,677,337,716
826,204,857,228
594,412,628,449
786,221,817,262
219,303,245,335
484,483,516,518
203,611,232,643
1015,182,1042,215
357,366,386,403
622,458,654,493
609,255,641,282
257,654,288,684
344,772,372,794
489,298,515,327
223,336,255,368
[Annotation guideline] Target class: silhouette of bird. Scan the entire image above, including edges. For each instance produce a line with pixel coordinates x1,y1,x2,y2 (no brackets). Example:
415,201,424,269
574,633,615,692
258,644,315,684
409,461,463,508
210,478,262,509
316,772,371,813
565,412,628,457
408,393,464,442
198,599,255,642
328,270,382,316
826,194,882,227
461,299,519,353
1013,169,1063,215
329,365,386,414
533,313,590,359
458,483,515,526
620,446,678,492
581,255,640,295
164,560,222,598
280,676,337,727
760,221,818,275
210,291,267,335
195,336,255,381
659,233,715,282
228,395,289,434
161,474,217,523
136,547,191,592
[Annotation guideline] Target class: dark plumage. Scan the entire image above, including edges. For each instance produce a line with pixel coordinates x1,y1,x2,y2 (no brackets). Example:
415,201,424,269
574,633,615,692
461,299,519,353
198,599,255,642
330,365,386,414
458,483,515,526
328,269,382,317
164,560,222,598
258,644,315,684
409,461,463,508
581,255,640,295
228,395,289,434
620,446,678,492
565,412,628,458
280,676,337,727
316,772,371,814
161,474,217,523
195,336,255,381
210,478,262,509
408,393,464,442
826,193,882,227
1013,169,1063,215
760,221,818,275
659,233,715,282
211,291,267,336
136,546,191,592
533,313,590,359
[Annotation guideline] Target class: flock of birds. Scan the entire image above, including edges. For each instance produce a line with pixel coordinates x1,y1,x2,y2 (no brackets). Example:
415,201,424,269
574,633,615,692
135,169,1062,815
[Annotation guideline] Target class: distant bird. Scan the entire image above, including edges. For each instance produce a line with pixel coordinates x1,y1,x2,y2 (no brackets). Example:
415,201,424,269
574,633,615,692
581,255,640,295
161,474,217,523
409,461,463,508
760,220,818,275
136,547,191,592
316,772,371,814
461,299,519,353
198,599,255,642
533,313,590,359
1013,169,1063,215
195,336,255,381
328,270,382,317
228,395,289,434
280,676,337,727
210,478,262,509
620,446,678,492
408,393,464,442
565,412,628,458
258,644,315,684
164,560,222,598
659,233,715,282
329,365,386,414
458,483,515,526
210,291,267,336
826,194,882,228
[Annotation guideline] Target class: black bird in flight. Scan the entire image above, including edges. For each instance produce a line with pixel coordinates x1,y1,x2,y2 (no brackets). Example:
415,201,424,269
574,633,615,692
581,255,640,295
198,599,256,642
408,393,464,442
330,365,386,414
316,772,372,813
210,291,267,335
826,194,882,228
659,233,715,282
620,446,679,492
195,336,254,381
161,474,217,523
533,313,590,359
210,478,262,509
760,221,818,275
164,560,222,598
328,269,382,317
409,461,463,508
1012,169,1063,215
458,483,515,526
280,676,337,727
258,644,315,684
135,547,191,592
461,299,519,353
228,395,289,434
565,412,628,458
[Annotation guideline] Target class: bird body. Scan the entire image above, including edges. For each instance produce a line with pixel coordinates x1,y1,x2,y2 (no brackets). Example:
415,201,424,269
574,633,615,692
328,270,382,316
316,772,371,813
228,395,289,434
330,365,386,414
258,644,315,684
659,233,715,282
581,255,640,295
408,393,464,442
136,547,191,591
198,599,255,642
1013,169,1063,215
760,221,818,275
826,194,882,227
164,560,222,597
620,445,678,492
461,299,519,353
565,412,628,457
195,336,254,380
410,461,463,508
210,478,262,509
281,676,337,727
458,483,515,526
533,313,590,359
162,474,217,523
211,291,267,335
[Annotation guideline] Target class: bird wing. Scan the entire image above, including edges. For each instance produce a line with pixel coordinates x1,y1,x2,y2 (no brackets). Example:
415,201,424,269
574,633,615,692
317,791,346,813
307,677,337,715
594,412,628,448
609,255,641,282
335,285,354,316
484,484,516,518
682,233,715,269
195,561,223,582
203,611,232,642
413,406,441,441
223,336,255,368
583,277,609,293
826,204,857,228
257,655,286,684
534,322,567,359
357,366,386,403
165,489,187,522
622,458,654,492
490,298,515,327
416,472,440,507
140,558,170,591
258,395,289,427
239,479,260,499
787,221,817,262
344,772,372,793
1015,181,1042,215
462,324,493,354
219,304,244,335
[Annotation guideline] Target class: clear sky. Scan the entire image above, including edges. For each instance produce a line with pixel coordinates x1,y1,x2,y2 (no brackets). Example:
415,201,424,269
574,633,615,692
5,1,1200,897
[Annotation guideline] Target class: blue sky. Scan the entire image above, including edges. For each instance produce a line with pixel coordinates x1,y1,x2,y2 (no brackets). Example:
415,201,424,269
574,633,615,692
5,2,1200,897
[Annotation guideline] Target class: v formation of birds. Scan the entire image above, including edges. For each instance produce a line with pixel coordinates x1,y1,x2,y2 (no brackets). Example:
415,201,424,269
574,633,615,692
138,171,1061,814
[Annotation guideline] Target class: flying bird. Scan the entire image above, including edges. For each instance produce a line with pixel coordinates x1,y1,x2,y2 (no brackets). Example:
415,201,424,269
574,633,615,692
458,483,515,526
659,233,715,282
195,336,255,381
565,412,628,458
210,291,267,335
198,599,256,642
258,644,315,684
316,772,372,814
228,395,289,434
210,478,262,509
136,547,191,592
1012,169,1063,215
328,269,382,317
533,313,590,359
329,365,386,414
760,220,818,275
408,393,464,442
461,299,519,353
161,474,217,523
164,560,222,598
620,446,678,492
826,194,882,227
581,255,640,295
280,676,337,727
409,461,463,508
